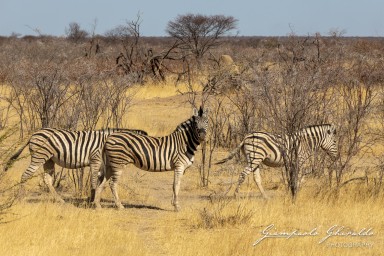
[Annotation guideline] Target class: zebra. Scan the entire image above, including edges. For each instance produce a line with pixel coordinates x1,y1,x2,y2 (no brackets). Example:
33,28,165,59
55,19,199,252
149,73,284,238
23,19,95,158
215,124,338,199
4,128,147,202
94,106,209,211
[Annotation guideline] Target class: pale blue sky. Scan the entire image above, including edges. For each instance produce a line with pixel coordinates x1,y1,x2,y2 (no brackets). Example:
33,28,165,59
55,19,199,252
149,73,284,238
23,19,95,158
0,0,383,37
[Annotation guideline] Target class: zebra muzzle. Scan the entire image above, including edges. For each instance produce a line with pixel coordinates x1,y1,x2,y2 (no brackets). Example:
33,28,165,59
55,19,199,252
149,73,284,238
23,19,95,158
198,129,206,140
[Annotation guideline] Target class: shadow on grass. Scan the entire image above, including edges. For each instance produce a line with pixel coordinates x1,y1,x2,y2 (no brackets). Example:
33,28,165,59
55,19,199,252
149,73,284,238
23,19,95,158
26,197,166,211
91,198,167,211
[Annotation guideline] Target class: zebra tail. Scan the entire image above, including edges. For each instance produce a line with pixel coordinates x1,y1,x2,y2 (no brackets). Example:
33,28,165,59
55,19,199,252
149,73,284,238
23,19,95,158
215,140,244,165
3,141,29,172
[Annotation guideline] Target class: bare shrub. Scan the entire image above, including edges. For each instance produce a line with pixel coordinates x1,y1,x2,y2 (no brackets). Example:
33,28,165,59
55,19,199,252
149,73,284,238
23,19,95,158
102,74,136,128
106,14,165,83
6,41,73,130
324,51,384,199
324,43,378,198
196,196,254,229
65,22,88,43
70,61,108,130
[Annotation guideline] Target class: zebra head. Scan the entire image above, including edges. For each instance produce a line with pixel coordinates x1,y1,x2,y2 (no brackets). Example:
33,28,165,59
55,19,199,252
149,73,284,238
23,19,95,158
193,106,209,142
320,124,338,160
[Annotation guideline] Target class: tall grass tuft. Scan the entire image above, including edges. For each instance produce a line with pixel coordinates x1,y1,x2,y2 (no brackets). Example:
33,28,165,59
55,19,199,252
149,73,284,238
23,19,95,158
196,196,254,229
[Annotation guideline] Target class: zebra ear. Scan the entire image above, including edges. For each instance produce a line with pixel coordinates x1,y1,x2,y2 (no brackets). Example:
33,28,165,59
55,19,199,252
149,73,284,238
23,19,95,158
203,107,209,117
193,107,199,116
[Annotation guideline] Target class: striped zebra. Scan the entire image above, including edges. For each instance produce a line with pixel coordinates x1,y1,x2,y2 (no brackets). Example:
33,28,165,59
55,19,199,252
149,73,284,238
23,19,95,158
5,128,147,202
216,124,338,198
94,106,209,211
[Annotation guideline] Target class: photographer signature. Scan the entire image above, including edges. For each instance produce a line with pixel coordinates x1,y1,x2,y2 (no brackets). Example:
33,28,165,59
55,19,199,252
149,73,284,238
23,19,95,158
253,224,374,246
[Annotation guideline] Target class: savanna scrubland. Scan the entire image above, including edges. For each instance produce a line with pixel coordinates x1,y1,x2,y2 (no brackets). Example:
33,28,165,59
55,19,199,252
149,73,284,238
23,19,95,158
0,20,384,255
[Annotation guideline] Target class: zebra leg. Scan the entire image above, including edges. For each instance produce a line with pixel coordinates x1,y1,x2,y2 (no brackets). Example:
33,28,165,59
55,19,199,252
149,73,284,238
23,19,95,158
20,155,46,183
93,175,107,209
108,167,124,210
43,159,65,203
89,160,103,202
235,166,253,197
18,155,47,199
171,167,184,212
253,167,269,199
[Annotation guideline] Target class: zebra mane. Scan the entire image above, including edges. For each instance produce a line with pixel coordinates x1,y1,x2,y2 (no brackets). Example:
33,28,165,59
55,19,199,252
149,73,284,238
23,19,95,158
174,117,195,133
297,124,330,135
100,128,148,136
101,128,130,132
299,124,332,135
303,124,332,130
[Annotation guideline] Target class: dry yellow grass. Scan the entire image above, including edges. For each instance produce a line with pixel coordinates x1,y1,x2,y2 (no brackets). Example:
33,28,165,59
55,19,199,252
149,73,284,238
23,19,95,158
1,171,383,256
130,81,194,100
0,202,149,256
1,83,383,256
161,194,384,256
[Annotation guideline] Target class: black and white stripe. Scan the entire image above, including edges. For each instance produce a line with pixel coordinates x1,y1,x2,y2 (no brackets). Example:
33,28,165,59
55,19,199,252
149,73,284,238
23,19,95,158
216,124,338,198
11,128,147,202
94,106,209,211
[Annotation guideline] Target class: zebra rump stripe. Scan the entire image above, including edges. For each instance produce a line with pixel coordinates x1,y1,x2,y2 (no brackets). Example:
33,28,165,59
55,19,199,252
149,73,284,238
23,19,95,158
10,127,147,202
94,106,209,211
216,124,338,198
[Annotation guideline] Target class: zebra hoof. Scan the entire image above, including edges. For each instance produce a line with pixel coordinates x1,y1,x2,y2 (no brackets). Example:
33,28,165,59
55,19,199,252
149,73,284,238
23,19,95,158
116,203,124,210
55,197,65,204
93,203,102,210
171,199,180,211
174,205,181,212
